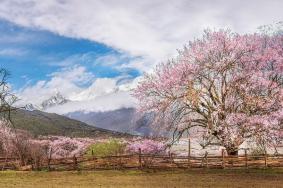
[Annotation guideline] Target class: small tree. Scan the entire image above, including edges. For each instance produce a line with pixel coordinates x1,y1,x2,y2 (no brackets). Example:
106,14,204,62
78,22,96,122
134,30,282,155
0,120,32,166
0,68,33,166
0,68,17,119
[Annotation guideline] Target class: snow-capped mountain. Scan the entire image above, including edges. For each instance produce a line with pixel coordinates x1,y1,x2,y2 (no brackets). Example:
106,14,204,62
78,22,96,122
24,92,69,111
41,92,69,110
24,103,40,111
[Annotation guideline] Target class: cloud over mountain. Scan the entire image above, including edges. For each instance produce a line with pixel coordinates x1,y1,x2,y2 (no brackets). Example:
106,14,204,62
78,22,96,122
16,64,139,114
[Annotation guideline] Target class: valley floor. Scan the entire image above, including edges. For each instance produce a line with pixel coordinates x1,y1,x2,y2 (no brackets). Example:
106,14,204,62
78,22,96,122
0,169,283,188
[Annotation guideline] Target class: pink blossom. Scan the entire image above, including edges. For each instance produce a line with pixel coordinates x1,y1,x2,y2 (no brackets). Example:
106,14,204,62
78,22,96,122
127,139,166,154
133,29,283,153
39,136,95,159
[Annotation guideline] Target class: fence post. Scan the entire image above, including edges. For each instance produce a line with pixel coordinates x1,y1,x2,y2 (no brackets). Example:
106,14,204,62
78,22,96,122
222,149,225,169
47,158,51,171
91,149,96,169
171,152,174,167
168,151,174,167
1,155,8,171
244,149,248,169
47,148,52,171
138,148,142,169
205,151,208,168
73,155,78,171
35,157,40,171
264,150,268,168
188,138,191,168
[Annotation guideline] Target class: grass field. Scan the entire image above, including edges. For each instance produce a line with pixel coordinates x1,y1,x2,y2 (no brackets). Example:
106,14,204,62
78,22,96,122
0,169,283,188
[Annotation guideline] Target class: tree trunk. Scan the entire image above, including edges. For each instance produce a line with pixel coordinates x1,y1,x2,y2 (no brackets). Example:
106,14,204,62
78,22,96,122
19,155,25,166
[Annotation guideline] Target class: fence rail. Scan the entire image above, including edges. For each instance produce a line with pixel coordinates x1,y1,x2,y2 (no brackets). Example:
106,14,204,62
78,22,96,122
1,152,283,171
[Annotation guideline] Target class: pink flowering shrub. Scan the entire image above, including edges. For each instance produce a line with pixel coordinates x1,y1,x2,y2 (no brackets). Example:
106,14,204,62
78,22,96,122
0,119,18,156
127,139,167,154
38,136,94,159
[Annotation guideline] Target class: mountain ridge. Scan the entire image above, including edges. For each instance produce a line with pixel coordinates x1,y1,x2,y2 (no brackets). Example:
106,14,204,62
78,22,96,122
24,92,69,111
9,109,131,138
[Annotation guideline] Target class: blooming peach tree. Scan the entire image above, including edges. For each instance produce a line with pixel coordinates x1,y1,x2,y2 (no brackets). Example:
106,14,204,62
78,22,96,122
134,30,283,155
46,136,94,158
127,139,166,154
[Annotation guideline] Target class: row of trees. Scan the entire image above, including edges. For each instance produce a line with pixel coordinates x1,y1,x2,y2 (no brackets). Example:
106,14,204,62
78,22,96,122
0,118,167,168
134,29,283,155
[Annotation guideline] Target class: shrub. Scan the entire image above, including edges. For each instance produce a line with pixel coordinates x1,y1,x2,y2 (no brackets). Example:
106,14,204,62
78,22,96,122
127,139,166,155
86,139,125,157
48,136,93,158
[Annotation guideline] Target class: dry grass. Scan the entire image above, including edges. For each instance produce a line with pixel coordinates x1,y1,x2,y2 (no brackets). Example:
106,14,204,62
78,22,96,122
0,168,283,188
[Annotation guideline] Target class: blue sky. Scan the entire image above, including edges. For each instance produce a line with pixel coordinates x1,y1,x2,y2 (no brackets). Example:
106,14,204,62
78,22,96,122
0,20,140,90
0,0,282,114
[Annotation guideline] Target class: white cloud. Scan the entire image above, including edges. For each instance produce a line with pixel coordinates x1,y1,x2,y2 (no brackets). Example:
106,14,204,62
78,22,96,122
46,91,137,114
92,53,151,72
70,78,118,101
49,65,95,85
1,0,282,70
16,64,139,113
16,65,94,105
93,54,124,67
47,52,98,67
0,33,31,44
0,48,27,56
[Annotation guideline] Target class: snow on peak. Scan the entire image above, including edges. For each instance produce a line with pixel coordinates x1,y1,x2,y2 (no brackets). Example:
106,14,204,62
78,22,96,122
41,92,69,110
24,103,39,111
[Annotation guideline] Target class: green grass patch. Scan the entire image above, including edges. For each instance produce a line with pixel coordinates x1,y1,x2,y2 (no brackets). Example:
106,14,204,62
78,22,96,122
85,139,126,157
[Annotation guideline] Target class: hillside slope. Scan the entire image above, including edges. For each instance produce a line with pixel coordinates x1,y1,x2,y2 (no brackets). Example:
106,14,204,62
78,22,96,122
66,108,136,133
8,109,129,138
66,108,166,136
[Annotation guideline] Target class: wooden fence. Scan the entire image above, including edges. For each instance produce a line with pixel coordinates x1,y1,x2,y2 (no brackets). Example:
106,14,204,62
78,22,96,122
1,151,283,171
